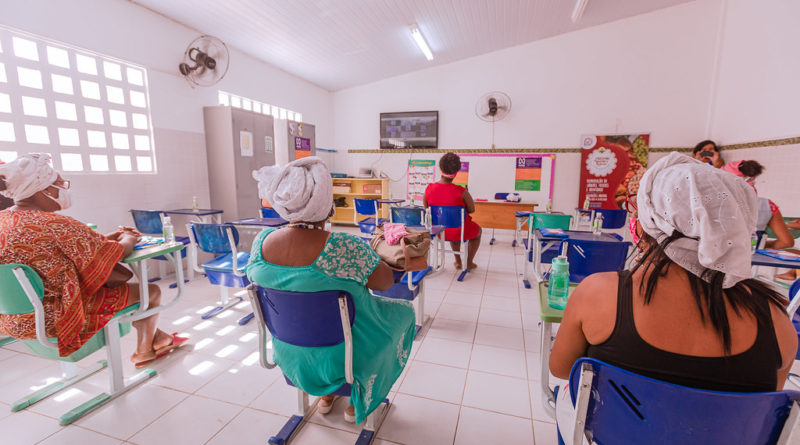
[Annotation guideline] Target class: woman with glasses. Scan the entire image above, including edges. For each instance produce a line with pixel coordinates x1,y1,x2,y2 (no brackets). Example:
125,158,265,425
0,154,182,366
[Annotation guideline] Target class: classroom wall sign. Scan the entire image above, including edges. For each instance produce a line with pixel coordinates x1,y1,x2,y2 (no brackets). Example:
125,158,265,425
579,133,649,209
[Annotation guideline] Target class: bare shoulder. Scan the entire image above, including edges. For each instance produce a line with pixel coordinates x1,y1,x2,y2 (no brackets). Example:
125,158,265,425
563,271,619,317
770,302,798,349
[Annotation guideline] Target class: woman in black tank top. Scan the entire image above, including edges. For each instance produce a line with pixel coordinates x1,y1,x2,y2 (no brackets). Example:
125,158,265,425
549,153,797,393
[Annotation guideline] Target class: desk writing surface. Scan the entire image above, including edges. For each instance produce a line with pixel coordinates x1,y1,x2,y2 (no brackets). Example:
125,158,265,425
165,208,223,216
227,217,288,227
123,242,184,263
472,201,537,230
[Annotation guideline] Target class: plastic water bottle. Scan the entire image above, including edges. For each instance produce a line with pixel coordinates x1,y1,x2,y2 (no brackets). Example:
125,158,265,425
192,196,199,211
546,199,553,214
592,213,604,235
162,216,175,243
583,198,590,210
547,256,570,309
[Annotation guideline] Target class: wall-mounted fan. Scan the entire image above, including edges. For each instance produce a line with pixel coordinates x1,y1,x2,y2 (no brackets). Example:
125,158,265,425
178,35,230,87
475,91,512,149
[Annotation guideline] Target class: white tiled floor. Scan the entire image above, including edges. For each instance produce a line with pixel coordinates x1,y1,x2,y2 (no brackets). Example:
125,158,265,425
0,229,562,444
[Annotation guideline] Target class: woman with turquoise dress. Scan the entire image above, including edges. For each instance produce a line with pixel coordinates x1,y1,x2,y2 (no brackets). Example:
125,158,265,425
248,157,416,425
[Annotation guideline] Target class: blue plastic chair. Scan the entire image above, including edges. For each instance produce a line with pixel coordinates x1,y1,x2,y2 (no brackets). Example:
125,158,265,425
246,285,390,445
565,237,631,283
188,223,250,321
130,210,190,287
430,205,470,281
353,198,388,236
261,207,281,218
390,206,424,227
373,267,432,333
555,358,800,445
591,208,628,229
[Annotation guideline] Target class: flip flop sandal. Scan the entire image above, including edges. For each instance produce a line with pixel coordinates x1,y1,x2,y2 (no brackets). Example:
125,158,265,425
134,333,190,369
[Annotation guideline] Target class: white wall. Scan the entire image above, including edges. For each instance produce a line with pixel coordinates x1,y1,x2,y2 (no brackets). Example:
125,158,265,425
2,0,332,231
708,0,800,215
331,0,724,213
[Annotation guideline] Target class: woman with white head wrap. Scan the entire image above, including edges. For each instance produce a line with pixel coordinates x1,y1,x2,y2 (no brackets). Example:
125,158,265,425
550,152,796,394
247,157,415,424
0,154,183,365
252,156,333,223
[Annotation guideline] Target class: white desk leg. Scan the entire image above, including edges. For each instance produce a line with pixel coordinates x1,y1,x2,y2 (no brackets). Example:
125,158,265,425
128,262,150,314
540,320,556,419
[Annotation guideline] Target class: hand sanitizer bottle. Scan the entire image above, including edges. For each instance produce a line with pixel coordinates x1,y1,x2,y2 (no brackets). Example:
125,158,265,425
547,256,570,310
583,197,590,211
192,196,199,211
162,217,175,243
593,213,604,235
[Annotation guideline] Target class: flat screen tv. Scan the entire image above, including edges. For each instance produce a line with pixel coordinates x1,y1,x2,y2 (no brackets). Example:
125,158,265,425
380,111,438,149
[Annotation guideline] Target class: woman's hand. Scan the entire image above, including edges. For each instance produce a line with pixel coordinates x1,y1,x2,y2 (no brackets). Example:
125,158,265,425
787,219,800,230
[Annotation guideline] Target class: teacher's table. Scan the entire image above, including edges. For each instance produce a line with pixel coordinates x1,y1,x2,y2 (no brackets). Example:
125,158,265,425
471,201,537,246
165,208,223,224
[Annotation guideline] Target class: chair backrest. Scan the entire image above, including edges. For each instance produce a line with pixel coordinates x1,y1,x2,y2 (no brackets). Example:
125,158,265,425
190,223,240,255
593,208,628,229
0,264,43,315
353,198,378,217
391,207,424,226
253,287,356,347
260,207,281,218
430,205,464,229
566,238,630,282
530,213,572,230
567,357,800,445
130,209,164,235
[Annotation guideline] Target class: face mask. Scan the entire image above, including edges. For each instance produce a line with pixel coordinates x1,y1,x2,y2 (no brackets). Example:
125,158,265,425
43,186,72,210
628,216,640,246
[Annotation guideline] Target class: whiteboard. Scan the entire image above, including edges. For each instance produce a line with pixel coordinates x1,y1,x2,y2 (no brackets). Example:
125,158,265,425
458,153,556,205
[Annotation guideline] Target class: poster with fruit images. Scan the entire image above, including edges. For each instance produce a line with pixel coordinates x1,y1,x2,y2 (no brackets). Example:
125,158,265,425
579,134,649,210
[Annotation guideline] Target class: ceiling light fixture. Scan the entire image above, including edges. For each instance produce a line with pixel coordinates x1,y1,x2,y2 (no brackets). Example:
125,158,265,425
410,25,433,61
571,0,589,23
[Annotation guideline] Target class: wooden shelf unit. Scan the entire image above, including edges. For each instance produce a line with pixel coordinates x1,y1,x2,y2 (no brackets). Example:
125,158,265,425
331,177,389,225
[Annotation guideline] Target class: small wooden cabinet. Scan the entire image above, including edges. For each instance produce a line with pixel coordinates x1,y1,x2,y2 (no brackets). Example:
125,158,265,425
330,178,389,225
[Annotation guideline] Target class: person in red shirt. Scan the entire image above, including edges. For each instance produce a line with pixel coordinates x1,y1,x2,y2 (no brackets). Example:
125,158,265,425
423,153,482,270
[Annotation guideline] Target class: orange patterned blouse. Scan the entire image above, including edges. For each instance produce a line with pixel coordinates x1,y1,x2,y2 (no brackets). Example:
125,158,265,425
0,209,129,357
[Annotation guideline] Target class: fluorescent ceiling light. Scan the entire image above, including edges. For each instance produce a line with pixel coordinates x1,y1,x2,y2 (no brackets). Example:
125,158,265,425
410,25,433,61
571,0,589,23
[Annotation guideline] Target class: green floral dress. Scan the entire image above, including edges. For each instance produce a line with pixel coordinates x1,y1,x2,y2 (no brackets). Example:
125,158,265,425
246,229,416,424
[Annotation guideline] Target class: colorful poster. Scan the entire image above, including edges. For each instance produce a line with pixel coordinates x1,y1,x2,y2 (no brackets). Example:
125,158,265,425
453,161,469,188
294,136,311,160
514,157,542,191
407,159,436,203
579,134,649,209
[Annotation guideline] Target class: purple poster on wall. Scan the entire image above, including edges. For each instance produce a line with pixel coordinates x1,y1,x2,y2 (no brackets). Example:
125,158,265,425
294,137,311,159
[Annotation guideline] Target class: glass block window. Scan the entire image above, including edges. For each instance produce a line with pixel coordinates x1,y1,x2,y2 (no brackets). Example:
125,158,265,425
0,25,156,173
217,90,303,123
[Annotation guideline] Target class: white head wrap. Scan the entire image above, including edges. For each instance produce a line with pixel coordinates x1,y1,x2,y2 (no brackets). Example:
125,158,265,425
636,152,757,288
252,156,332,222
0,153,58,200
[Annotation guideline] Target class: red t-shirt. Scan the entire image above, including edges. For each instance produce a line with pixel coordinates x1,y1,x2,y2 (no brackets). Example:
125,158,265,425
424,182,481,241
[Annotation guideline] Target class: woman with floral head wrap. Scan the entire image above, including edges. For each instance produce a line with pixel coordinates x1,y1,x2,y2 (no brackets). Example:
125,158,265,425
550,152,796,392
248,156,415,424
0,154,184,365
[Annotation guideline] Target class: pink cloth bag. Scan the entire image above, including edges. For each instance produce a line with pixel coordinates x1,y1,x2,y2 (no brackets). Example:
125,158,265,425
383,223,409,245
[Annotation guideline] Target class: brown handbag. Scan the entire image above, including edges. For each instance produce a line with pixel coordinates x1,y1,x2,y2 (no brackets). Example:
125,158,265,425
370,225,431,271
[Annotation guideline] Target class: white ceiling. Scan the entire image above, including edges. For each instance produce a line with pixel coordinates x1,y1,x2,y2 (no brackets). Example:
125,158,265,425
132,0,695,91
